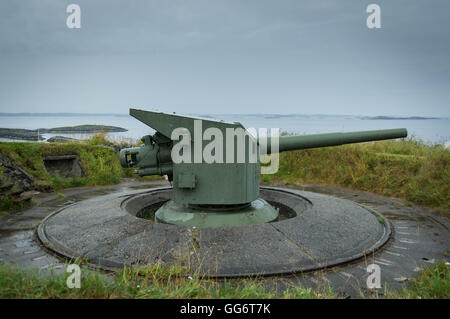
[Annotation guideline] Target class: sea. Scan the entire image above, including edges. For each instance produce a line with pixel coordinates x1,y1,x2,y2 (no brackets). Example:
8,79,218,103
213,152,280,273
0,114,449,145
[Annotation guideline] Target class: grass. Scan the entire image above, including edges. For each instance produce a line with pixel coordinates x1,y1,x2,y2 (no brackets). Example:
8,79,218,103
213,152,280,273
0,196,35,214
263,138,449,216
53,192,65,200
388,261,449,299
1,260,447,299
0,262,337,299
0,134,124,214
0,134,166,215
0,135,123,189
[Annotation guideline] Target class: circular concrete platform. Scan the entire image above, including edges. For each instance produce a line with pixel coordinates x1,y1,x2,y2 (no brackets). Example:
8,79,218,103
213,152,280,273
37,186,391,276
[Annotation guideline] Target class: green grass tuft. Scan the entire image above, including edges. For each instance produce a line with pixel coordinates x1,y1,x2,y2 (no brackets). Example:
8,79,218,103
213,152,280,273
389,261,449,299
266,139,449,216
53,192,65,200
0,262,337,299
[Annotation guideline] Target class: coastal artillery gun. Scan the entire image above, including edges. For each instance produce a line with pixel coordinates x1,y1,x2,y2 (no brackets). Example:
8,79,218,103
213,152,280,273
120,108,407,227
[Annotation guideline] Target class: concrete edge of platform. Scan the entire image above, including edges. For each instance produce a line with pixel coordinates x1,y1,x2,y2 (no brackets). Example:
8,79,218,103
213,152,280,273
37,200,128,272
36,186,392,277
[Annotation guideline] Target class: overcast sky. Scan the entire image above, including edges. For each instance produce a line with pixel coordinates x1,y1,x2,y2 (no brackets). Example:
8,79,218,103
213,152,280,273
0,0,449,116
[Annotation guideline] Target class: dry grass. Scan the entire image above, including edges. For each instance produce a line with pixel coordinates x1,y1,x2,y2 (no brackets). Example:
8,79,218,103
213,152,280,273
263,139,449,216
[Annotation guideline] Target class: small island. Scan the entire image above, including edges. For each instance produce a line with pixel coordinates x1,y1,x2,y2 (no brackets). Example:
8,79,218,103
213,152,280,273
359,116,439,120
0,125,128,141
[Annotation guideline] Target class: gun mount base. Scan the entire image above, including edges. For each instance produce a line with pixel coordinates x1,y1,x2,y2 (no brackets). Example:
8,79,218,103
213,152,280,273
37,185,391,276
154,198,279,227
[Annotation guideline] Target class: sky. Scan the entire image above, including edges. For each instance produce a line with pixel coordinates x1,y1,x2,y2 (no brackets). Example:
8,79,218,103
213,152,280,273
0,0,449,117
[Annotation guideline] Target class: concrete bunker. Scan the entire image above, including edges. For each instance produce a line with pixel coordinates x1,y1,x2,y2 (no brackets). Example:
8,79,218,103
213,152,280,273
43,155,84,177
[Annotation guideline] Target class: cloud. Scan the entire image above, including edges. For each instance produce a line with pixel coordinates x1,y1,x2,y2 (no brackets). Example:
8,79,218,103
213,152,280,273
0,0,449,116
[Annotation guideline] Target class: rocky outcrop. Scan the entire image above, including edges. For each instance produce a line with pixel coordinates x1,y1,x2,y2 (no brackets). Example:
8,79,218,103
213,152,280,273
0,125,127,141
46,136,79,143
0,128,44,141
0,153,41,206
0,153,35,192
43,125,127,133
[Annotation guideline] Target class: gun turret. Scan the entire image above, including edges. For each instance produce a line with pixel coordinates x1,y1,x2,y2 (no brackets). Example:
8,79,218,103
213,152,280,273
120,108,407,227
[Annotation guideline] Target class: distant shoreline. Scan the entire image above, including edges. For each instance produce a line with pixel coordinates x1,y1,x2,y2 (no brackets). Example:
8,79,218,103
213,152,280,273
359,116,440,120
0,125,128,141
0,113,128,117
0,112,444,120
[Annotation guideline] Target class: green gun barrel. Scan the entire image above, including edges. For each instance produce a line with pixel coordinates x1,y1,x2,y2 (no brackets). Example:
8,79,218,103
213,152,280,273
262,128,408,154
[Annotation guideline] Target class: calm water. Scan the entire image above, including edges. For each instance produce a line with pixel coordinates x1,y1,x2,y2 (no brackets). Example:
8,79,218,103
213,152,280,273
0,114,448,145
